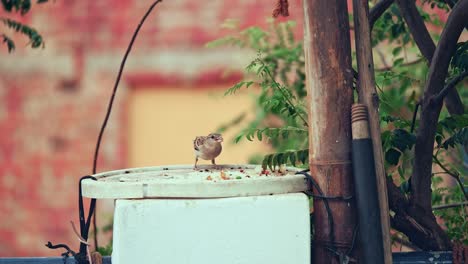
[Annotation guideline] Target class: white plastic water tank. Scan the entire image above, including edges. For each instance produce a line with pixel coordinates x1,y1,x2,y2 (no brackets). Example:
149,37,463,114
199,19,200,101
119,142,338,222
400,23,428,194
82,164,311,264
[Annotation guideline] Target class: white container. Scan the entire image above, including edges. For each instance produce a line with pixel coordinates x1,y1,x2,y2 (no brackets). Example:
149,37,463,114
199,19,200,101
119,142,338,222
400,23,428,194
82,164,310,264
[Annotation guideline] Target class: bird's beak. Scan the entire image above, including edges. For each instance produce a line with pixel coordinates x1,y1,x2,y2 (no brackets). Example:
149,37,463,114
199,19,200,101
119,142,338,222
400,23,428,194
216,138,224,143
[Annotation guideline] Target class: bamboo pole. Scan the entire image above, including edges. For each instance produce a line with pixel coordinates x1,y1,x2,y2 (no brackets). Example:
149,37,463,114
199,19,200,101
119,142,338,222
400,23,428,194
352,0,393,263
302,0,357,263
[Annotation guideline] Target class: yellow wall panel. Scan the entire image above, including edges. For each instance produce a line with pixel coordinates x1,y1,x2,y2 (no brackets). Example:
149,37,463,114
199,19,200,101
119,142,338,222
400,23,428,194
128,87,270,167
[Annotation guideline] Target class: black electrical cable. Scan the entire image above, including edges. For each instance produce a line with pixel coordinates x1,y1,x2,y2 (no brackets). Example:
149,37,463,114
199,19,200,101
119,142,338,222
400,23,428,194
78,176,97,257
46,2,165,263
296,170,337,254
90,0,164,251
297,169,358,263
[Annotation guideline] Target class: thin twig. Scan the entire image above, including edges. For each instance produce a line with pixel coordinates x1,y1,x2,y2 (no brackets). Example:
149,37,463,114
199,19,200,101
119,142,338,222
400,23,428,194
432,71,468,104
392,235,420,251
376,48,390,70
90,0,164,251
432,201,468,210
260,59,309,127
432,155,468,201
410,102,420,133
375,58,424,72
369,0,395,29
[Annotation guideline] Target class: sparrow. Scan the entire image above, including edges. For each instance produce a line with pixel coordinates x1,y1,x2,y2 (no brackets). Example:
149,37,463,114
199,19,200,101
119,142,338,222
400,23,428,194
193,133,223,168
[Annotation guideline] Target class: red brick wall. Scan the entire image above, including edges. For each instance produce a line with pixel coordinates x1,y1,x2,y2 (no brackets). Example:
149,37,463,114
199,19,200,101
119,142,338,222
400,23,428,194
0,0,303,256
1,0,448,256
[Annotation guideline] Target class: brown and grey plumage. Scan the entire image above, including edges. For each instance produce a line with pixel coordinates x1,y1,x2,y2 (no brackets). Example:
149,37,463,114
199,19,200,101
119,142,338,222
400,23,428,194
193,133,223,168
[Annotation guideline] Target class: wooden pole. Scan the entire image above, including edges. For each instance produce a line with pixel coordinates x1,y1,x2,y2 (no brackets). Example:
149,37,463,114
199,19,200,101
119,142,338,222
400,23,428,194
352,0,393,263
302,0,357,263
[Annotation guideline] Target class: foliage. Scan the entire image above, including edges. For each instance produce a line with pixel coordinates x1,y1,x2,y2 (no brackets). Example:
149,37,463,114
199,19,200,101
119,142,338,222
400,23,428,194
208,3,467,244
208,19,309,156
95,217,114,255
432,177,468,244
1,0,48,53
451,41,468,73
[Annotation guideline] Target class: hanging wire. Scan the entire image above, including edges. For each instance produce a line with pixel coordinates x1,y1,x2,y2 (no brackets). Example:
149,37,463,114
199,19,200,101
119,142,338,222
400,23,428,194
90,0,164,252
296,169,358,263
47,2,164,263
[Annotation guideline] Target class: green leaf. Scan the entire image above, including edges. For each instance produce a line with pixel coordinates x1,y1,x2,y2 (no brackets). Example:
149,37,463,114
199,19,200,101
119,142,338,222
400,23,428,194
205,36,244,48
397,166,405,180
298,149,308,164
224,81,255,96
272,153,278,169
275,153,285,167
257,129,263,141
393,58,405,67
1,34,15,52
400,180,410,194
262,150,308,171
441,127,467,149
2,0,32,14
392,47,402,56
451,41,468,72
267,154,274,171
392,129,416,151
262,155,269,170
0,18,44,49
385,148,401,165
289,152,297,165
234,133,244,143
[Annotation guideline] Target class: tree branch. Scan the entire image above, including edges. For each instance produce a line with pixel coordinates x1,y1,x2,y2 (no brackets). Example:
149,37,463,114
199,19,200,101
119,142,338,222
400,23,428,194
392,235,421,251
411,0,468,211
386,177,452,250
410,101,420,133
395,0,465,115
375,48,391,69
369,0,395,29
442,0,468,31
395,0,435,62
432,155,468,201
432,71,468,104
375,58,424,72
433,201,468,210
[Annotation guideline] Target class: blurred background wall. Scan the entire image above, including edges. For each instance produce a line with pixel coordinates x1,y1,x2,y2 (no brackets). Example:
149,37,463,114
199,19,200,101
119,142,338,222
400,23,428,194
0,0,304,256
0,0,456,257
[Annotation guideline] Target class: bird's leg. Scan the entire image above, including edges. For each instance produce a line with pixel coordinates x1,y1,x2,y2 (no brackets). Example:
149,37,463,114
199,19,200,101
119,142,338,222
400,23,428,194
212,159,221,170
194,157,199,169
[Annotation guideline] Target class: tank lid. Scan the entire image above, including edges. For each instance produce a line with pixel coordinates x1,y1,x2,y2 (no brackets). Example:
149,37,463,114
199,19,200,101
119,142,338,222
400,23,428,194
82,164,308,199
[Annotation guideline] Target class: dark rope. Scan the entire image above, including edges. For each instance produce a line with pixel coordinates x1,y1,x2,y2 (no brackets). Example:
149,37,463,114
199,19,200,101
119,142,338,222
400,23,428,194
90,0,164,251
